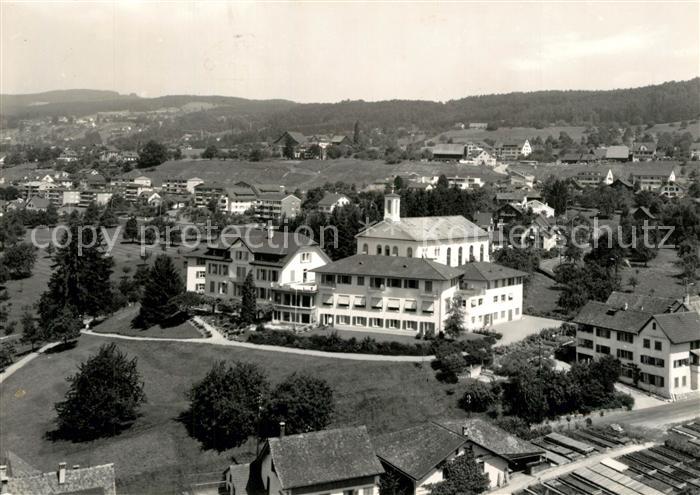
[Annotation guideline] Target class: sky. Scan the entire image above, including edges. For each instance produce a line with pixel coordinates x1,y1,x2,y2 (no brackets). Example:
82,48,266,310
1,1,699,103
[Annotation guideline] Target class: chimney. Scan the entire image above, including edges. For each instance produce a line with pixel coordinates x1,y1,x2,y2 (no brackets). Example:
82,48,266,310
58,463,66,485
279,421,286,438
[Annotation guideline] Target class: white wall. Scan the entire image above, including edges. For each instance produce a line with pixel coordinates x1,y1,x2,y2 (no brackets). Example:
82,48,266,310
357,238,490,266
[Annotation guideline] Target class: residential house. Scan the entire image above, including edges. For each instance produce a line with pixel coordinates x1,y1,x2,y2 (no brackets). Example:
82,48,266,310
525,199,555,218
629,163,679,191
459,262,526,329
374,422,470,495
430,144,466,161
224,427,383,495
659,183,685,199
604,145,631,162
273,131,308,159
574,167,614,187
356,194,490,265
317,193,351,214
462,149,497,167
331,135,352,146
0,453,116,495
255,193,301,222
444,175,485,190
508,170,535,189
472,211,495,233
57,150,80,163
632,142,657,161
440,418,546,484
24,196,51,212
495,140,530,161
611,178,634,191
223,186,257,215
630,206,656,222
574,297,700,399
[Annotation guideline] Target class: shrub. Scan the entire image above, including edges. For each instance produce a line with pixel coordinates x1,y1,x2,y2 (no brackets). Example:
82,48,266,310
666,434,700,458
459,380,499,413
495,416,552,440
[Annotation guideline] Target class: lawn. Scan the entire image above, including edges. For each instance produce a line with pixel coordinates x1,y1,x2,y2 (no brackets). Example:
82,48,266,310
0,334,464,494
90,305,201,339
619,247,687,299
524,272,564,317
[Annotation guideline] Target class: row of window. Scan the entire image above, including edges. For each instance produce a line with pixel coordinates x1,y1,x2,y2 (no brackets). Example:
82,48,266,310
273,311,312,324
322,314,435,333
469,308,519,324
321,295,434,314
640,355,665,367
256,268,280,282
208,263,229,276
589,329,665,351
320,274,433,292
360,243,486,263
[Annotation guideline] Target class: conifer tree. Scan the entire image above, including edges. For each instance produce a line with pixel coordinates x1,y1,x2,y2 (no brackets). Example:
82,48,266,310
133,254,184,328
239,271,257,325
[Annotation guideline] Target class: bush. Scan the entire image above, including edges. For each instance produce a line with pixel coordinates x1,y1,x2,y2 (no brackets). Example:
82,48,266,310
495,416,552,440
459,380,499,413
666,434,700,458
247,329,430,356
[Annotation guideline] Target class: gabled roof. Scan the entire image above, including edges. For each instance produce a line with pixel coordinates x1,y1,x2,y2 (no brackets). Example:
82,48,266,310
312,254,464,281
256,192,298,201
605,145,630,159
629,162,680,177
573,301,651,334
222,228,316,257
472,211,493,227
357,215,487,241
274,131,307,145
653,312,700,344
439,418,543,459
605,291,682,314
374,422,467,481
317,193,349,207
461,262,528,281
431,143,466,155
266,427,383,490
631,206,656,220
25,196,51,209
633,142,657,152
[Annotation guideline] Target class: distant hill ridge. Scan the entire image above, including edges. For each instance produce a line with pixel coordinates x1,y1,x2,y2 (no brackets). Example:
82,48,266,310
2,78,698,130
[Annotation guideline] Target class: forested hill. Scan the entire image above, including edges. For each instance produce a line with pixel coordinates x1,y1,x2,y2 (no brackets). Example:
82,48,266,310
2,78,698,131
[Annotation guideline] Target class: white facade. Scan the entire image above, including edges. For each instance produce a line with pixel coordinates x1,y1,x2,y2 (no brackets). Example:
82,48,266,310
460,276,524,330
525,200,555,218
520,139,532,157
62,190,81,205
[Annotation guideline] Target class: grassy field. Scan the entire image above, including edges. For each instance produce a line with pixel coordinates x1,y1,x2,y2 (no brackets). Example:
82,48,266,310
0,334,463,494
524,272,564,317
429,125,589,144
620,247,688,299
91,305,201,339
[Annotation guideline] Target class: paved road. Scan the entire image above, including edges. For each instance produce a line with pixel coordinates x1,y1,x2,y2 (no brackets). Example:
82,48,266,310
0,341,60,384
594,396,700,429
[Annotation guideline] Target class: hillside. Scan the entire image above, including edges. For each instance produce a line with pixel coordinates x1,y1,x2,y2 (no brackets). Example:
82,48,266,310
2,79,698,133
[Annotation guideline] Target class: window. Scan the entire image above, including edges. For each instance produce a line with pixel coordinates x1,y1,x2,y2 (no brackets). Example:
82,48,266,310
384,245,390,256
321,274,335,285
508,293,513,301
407,247,413,257
596,328,611,339
617,332,634,343
424,281,433,293
501,294,506,301
370,277,385,289
403,320,417,331
370,318,384,328
493,296,498,303
353,316,367,327
196,270,206,278
479,244,485,261
392,246,399,256
376,245,382,255
469,245,474,261
640,355,665,367
654,341,663,351
674,377,679,389
337,315,351,325
338,275,352,285
458,247,463,265
388,278,402,288
617,349,633,360
446,248,451,266
595,345,610,354
362,243,368,254
673,358,689,368
300,252,311,262
386,319,400,329
643,338,650,349
209,281,215,293
403,279,418,289
682,376,687,387
356,276,365,286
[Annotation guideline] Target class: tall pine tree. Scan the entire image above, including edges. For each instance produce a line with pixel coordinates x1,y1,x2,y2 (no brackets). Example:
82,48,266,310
38,217,114,329
133,254,184,328
239,271,257,325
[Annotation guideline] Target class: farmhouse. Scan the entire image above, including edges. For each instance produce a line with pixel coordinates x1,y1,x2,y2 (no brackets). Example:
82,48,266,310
224,427,383,495
632,142,657,161
629,163,679,191
430,143,466,161
356,194,490,266
317,193,351,214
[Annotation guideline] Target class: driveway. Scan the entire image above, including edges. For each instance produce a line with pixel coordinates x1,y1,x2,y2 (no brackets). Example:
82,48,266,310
494,315,566,346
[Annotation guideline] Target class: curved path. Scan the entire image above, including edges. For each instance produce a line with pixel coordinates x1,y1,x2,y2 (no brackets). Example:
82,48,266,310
83,320,435,362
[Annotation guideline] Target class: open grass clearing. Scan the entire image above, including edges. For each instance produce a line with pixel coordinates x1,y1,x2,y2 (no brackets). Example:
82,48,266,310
0,333,464,494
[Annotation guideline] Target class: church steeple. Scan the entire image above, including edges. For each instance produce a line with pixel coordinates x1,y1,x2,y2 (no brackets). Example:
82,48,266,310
384,191,400,222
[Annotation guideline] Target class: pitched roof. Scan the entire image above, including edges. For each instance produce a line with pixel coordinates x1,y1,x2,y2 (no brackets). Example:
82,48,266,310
256,192,298,201
461,262,528,281
317,193,349,207
605,145,630,159
573,301,650,334
629,162,680,177
266,427,383,489
653,312,700,344
431,143,466,155
633,142,657,152
274,131,307,145
439,418,543,459
373,422,467,480
221,228,316,257
631,206,656,219
357,215,487,241
605,291,682,314
312,254,464,280
472,211,493,227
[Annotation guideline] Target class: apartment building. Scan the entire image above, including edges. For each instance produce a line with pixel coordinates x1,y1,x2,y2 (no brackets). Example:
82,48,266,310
630,163,678,191
254,193,301,222
445,176,485,190
161,177,203,194
356,194,490,266
460,263,525,329
79,190,113,207
317,193,350,214
222,187,257,215
574,168,614,187
574,295,699,400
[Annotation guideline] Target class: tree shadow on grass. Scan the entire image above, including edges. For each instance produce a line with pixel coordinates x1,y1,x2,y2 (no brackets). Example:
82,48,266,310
44,417,139,444
44,341,78,354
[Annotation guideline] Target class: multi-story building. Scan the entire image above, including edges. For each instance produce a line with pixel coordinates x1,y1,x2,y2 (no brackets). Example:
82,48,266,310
574,294,699,400
444,176,485,190
222,187,257,215
193,183,226,209
254,193,301,222
356,194,490,265
659,183,685,199
460,262,525,329
630,163,678,191
79,190,113,207
632,142,657,161
574,167,614,187
61,190,81,206
161,177,204,195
